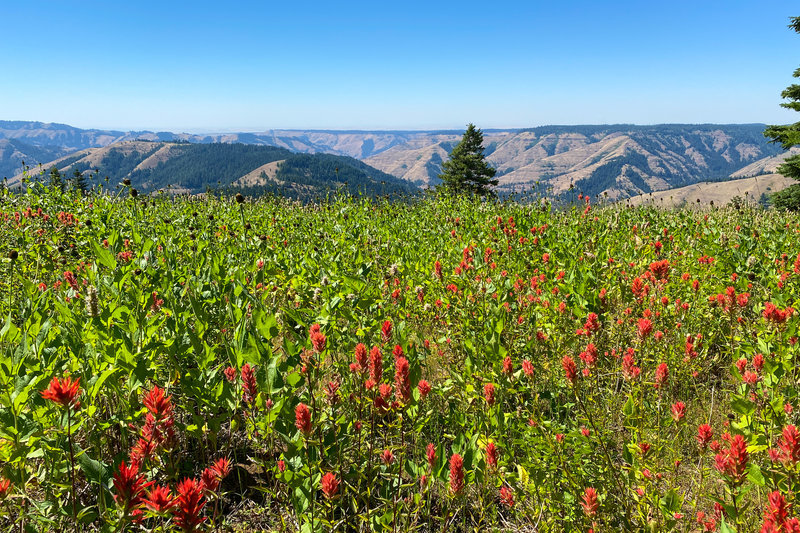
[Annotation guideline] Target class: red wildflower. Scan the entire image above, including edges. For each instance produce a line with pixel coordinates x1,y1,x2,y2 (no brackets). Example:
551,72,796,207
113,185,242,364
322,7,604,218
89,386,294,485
581,487,599,518
500,486,514,508
753,353,765,372
637,318,653,339
418,379,431,399
714,434,749,486
671,401,686,423
309,323,326,353
174,478,206,532
381,449,395,465
743,371,760,386
143,385,173,421
562,355,577,385
735,358,748,374
502,356,513,376
325,380,340,405
354,343,368,372
426,443,436,470
381,320,393,343
484,383,496,406
321,472,339,499
486,442,498,470
295,403,312,435
449,453,465,494
113,461,151,515
201,466,221,492
761,491,799,532
649,259,670,281
144,484,176,514
622,351,641,380
223,366,237,383
0,479,11,500
434,260,443,279
41,375,81,410
241,364,258,407
522,359,534,377
778,425,800,465
654,363,668,390
369,346,383,384
395,356,411,403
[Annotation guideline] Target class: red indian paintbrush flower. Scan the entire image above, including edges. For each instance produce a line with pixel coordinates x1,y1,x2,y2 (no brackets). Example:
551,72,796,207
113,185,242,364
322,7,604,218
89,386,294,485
144,485,176,514
201,468,220,492
295,403,311,435
381,320,393,343
309,323,326,353
483,383,496,406
502,357,513,376
41,375,81,410
321,472,339,499
223,366,237,383
778,425,800,465
637,318,653,339
714,433,749,486
697,424,714,450
418,379,431,399
581,487,599,518
394,356,411,403
143,385,173,421
426,443,436,470
354,343,368,372
654,363,669,390
211,457,232,479
499,486,514,508
369,346,383,384
241,364,258,407
671,401,686,423
113,461,151,516
0,478,11,500
761,491,799,532
622,351,641,380
562,355,577,385
174,478,206,532
522,359,534,378
449,453,464,494
486,442,498,471
381,449,395,465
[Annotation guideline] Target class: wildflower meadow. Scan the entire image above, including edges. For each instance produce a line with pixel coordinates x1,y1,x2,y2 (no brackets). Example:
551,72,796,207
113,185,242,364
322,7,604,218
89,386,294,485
2,182,800,532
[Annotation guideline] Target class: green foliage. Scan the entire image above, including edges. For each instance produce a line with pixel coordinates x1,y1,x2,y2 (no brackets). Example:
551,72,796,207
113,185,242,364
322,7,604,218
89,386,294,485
769,183,800,211
764,17,800,209
437,123,498,196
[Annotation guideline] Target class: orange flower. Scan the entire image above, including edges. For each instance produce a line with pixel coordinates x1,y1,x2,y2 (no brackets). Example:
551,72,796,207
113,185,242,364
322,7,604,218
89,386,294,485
321,472,339,499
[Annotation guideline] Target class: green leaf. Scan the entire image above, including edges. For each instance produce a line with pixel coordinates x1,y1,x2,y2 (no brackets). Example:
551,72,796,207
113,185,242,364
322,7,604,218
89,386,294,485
92,240,117,270
747,463,765,487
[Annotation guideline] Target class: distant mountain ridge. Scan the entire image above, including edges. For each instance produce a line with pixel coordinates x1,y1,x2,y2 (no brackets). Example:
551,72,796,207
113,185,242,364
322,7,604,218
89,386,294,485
9,140,417,200
0,120,788,199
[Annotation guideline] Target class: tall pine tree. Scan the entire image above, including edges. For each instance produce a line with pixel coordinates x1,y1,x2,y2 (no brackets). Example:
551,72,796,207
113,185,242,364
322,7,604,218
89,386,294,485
437,123,498,196
764,17,800,209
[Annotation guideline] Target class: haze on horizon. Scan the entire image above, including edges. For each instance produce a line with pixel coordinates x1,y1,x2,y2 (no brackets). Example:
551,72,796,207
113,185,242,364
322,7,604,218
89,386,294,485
2,0,799,133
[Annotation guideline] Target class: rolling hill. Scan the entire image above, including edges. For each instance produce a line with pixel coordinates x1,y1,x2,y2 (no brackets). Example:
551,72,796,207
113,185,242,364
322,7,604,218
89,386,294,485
12,141,418,200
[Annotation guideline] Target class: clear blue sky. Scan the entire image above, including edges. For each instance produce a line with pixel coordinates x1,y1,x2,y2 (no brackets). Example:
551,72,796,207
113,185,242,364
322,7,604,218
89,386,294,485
2,1,799,132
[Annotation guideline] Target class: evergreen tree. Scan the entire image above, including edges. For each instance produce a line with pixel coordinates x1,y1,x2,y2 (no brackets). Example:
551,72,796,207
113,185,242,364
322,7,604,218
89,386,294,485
71,168,88,195
764,17,800,209
49,166,64,193
437,123,498,196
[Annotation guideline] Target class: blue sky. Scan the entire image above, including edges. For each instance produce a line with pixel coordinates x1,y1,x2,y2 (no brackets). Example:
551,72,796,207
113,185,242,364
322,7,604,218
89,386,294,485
2,1,799,131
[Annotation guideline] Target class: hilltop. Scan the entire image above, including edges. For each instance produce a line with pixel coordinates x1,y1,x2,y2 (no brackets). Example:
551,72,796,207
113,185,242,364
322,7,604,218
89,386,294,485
12,141,417,199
